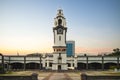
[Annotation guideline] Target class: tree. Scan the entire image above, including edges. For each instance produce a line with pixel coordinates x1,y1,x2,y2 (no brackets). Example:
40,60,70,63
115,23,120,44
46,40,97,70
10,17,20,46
107,48,120,56
113,48,120,53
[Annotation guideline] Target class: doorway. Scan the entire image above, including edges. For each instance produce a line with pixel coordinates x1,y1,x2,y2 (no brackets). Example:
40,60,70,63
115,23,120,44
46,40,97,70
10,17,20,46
58,65,61,70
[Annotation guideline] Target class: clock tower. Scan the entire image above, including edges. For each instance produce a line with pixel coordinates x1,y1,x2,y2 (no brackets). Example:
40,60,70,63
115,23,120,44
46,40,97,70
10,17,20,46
52,9,68,70
53,9,67,51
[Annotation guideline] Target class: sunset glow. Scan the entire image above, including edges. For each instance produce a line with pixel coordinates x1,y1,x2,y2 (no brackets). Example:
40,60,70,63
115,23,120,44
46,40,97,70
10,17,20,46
0,0,120,55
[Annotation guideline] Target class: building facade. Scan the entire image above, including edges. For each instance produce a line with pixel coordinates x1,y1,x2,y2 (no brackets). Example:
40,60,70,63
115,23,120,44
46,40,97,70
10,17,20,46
0,9,120,71
66,41,75,57
0,54,120,70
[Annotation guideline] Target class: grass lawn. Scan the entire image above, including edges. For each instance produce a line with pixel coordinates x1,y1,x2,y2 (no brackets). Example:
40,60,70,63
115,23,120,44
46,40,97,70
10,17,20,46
0,70,51,77
102,71,120,76
0,71,32,76
83,70,120,76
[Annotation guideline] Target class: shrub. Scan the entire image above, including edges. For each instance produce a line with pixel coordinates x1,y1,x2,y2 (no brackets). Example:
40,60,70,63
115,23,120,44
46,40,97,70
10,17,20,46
0,66,3,70
110,66,117,70
0,66,3,73
0,66,5,74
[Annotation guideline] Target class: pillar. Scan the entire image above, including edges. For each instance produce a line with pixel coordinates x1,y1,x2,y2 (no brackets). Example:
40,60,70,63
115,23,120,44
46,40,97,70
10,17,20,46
74,58,77,69
102,56,104,70
71,61,73,67
71,57,73,67
24,56,26,70
42,58,45,69
86,56,88,69
39,56,41,70
8,56,11,71
47,58,49,68
0,54,5,73
117,57,119,69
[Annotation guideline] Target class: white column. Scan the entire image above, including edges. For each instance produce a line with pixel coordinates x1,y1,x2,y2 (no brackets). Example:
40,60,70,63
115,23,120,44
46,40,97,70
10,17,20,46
42,54,46,69
46,57,49,68
74,58,77,69
42,58,45,68
71,57,73,67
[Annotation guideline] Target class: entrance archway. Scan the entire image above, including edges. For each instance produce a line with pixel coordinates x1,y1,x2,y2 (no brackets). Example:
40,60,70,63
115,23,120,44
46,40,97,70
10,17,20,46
58,65,61,70
26,62,39,69
104,62,117,69
77,63,86,70
11,62,24,70
88,62,102,69
67,63,71,67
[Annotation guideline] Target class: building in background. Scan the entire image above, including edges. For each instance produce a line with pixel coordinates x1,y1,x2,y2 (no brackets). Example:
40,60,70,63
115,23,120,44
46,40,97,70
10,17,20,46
66,41,75,56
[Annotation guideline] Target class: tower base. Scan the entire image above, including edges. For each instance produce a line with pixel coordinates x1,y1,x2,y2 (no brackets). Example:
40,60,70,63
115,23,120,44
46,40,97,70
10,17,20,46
52,50,68,70
52,63,68,70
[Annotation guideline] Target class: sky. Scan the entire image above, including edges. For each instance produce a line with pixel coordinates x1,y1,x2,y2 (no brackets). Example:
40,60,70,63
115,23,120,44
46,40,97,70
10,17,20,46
0,0,120,55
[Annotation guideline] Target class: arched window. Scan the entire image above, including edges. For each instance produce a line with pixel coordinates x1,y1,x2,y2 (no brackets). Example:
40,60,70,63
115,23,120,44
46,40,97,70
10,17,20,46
59,36,61,41
58,19,62,25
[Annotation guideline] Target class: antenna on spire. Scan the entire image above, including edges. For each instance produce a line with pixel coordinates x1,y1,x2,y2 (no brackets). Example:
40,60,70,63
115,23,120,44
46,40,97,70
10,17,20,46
57,7,63,16
58,6,62,10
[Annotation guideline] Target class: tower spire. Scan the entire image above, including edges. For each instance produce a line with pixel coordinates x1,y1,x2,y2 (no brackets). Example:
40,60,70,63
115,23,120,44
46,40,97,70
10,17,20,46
54,9,66,27
57,9,64,16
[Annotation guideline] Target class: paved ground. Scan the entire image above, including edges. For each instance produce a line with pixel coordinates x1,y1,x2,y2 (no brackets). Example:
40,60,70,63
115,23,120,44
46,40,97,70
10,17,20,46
49,73,69,80
40,72,81,80
5,70,120,80
66,72,81,80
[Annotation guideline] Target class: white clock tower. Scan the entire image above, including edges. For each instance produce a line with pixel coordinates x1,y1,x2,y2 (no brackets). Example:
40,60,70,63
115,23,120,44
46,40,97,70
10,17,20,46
52,9,68,70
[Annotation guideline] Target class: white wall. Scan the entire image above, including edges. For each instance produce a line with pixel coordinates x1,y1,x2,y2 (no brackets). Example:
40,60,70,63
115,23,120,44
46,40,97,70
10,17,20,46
54,30,66,46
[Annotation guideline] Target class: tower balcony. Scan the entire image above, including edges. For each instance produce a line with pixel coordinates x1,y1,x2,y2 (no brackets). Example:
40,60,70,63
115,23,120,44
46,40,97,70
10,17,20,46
53,46,66,48
53,46,66,52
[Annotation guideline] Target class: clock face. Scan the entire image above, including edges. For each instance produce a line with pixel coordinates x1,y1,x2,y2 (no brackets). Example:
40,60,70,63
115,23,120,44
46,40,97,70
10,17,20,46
58,28,63,34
